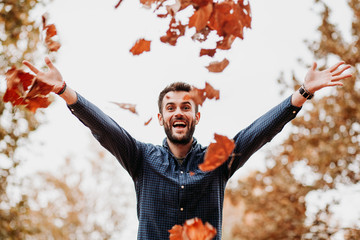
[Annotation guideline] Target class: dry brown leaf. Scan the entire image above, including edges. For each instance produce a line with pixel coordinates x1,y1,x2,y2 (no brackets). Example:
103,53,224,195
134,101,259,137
42,15,61,52
188,2,213,32
130,38,151,55
205,58,229,73
111,102,138,115
3,67,53,112
144,117,153,126
199,133,235,172
183,82,219,106
169,217,217,240
199,49,216,57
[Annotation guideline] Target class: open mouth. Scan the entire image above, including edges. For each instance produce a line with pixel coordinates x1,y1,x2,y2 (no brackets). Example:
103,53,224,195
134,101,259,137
173,120,187,129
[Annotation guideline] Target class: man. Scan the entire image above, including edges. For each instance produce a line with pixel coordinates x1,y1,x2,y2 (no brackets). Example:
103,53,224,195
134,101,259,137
23,58,351,239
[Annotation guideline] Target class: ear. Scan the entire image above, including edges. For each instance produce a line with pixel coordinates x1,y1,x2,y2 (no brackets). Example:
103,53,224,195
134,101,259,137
157,113,164,126
195,112,200,125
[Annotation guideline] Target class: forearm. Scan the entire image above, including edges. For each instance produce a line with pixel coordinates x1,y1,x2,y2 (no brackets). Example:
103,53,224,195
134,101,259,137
291,90,307,107
59,84,78,105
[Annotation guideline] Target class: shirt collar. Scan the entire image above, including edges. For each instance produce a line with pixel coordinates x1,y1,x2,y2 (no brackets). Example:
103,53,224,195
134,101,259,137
162,137,198,150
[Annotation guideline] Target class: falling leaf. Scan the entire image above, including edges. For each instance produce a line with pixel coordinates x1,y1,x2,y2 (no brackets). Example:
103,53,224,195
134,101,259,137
130,38,151,56
199,133,235,172
144,117,153,126
3,67,53,112
183,82,219,106
111,102,138,115
208,0,251,39
169,217,217,240
42,15,61,52
166,0,181,16
200,49,216,57
205,58,229,73
114,0,123,8
188,2,213,32
160,17,186,46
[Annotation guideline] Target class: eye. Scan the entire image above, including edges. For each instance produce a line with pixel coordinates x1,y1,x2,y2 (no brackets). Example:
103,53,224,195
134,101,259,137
183,105,191,111
166,105,174,111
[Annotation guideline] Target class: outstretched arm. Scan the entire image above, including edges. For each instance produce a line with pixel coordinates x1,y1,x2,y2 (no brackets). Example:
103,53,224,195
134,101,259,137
291,61,352,107
23,57,77,105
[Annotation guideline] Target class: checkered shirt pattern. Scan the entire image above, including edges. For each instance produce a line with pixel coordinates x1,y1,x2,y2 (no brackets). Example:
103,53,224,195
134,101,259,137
68,93,301,240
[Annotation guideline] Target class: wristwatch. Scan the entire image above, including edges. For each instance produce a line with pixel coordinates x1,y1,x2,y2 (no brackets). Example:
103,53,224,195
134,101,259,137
298,84,314,100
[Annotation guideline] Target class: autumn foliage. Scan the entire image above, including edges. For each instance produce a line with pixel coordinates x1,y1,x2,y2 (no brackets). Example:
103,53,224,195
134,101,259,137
119,0,252,72
169,217,217,240
2,14,60,112
199,133,235,172
224,1,360,239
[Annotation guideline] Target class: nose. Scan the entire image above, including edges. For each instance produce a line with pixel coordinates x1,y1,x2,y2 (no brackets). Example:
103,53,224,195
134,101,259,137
174,107,184,117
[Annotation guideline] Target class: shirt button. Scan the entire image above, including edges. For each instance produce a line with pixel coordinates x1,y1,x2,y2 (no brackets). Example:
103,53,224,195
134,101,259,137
180,208,184,211
180,171,184,174
181,185,184,189
292,111,296,114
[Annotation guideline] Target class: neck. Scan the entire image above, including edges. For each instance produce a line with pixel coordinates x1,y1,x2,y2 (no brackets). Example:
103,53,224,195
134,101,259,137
167,138,193,159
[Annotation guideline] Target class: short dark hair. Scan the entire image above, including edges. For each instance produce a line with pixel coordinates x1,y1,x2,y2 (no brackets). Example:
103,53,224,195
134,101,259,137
158,82,198,113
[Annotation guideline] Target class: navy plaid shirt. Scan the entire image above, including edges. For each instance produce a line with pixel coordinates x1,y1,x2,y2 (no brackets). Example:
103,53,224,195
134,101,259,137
68,93,301,239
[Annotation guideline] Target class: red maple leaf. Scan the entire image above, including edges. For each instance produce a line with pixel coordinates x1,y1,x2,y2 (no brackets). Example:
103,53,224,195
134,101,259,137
169,217,217,240
130,38,151,56
42,15,61,52
205,58,229,73
183,82,219,106
198,133,235,172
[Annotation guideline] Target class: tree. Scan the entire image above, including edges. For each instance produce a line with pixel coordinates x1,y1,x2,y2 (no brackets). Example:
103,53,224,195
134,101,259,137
225,0,360,239
0,0,53,238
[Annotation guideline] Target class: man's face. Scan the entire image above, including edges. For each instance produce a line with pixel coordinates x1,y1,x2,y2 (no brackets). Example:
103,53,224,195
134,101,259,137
158,91,200,145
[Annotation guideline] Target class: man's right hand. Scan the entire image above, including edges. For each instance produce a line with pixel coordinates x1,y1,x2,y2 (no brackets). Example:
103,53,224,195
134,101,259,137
23,56,64,93
23,57,78,105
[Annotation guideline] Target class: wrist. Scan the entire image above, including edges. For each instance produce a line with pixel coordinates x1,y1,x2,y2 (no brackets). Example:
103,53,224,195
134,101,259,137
298,84,314,100
56,81,67,95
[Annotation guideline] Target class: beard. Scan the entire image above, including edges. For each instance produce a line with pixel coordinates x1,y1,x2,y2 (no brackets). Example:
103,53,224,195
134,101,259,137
163,119,196,145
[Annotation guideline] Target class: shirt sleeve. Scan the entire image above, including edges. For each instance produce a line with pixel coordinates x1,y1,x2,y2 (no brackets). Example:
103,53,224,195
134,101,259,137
225,95,301,179
67,92,143,179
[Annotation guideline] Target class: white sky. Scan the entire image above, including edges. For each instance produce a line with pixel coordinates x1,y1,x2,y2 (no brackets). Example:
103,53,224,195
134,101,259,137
12,0,359,239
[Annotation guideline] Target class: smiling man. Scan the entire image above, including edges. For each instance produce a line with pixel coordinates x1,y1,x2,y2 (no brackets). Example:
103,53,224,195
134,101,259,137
23,58,352,239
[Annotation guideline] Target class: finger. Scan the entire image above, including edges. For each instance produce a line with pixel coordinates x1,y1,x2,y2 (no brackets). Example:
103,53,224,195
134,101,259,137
331,73,353,82
328,81,344,87
331,65,351,76
329,61,345,72
311,62,317,71
45,57,55,70
22,60,40,74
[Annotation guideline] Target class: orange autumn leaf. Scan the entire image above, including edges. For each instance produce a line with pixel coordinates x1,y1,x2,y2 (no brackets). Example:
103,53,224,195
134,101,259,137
198,133,235,172
130,38,151,56
208,0,251,39
3,67,53,112
183,82,219,106
199,49,216,57
169,217,217,240
188,2,213,32
205,58,229,73
42,15,61,52
160,17,186,46
144,117,153,126
111,102,138,115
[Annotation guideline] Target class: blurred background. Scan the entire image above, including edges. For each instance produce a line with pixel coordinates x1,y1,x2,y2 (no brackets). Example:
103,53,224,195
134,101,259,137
0,0,359,239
